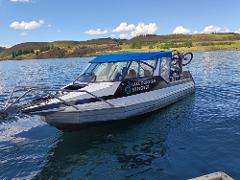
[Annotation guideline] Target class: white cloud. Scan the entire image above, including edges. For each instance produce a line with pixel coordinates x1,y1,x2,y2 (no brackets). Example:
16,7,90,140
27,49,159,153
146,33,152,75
20,32,27,36
10,0,31,2
10,20,44,30
84,22,158,38
193,30,198,34
113,22,135,33
47,24,52,28
235,28,240,34
119,33,129,39
202,25,230,34
0,44,11,48
116,23,158,39
85,28,108,35
173,26,190,34
221,27,230,33
109,34,116,38
202,25,220,33
130,23,158,37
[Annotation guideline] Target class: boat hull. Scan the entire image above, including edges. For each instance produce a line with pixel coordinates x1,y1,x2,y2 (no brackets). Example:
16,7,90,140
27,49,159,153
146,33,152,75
40,80,195,130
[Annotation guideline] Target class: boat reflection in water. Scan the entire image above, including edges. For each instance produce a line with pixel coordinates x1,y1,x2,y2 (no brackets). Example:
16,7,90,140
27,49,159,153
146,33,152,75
35,96,194,179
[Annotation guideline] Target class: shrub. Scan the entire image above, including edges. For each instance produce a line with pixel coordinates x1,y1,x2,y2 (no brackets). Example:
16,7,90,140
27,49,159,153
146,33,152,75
131,42,142,49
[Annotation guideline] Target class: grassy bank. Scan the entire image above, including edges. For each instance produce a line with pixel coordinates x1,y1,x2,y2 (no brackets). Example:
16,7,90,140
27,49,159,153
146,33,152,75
1,33,240,60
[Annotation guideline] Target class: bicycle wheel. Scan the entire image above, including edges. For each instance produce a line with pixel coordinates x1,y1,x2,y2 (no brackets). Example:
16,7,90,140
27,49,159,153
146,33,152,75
182,52,193,66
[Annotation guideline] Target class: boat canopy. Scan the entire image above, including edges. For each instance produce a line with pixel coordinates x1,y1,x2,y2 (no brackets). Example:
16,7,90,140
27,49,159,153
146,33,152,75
90,51,172,63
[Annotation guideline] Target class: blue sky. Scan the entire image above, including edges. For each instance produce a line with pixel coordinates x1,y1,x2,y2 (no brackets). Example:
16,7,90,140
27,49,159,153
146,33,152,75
1,0,240,47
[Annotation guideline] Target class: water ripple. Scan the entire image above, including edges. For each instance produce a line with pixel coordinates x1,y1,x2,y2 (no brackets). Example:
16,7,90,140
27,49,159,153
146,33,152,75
0,53,240,179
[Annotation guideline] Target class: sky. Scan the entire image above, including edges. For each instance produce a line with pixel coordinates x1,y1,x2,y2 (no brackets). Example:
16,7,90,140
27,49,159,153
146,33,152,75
0,0,240,47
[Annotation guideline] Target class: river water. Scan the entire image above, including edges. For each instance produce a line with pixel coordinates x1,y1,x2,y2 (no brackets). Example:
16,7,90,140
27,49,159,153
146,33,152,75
0,51,239,179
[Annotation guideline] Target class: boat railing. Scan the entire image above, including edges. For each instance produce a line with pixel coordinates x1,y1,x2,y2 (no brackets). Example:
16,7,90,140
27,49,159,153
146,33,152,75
0,85,114,118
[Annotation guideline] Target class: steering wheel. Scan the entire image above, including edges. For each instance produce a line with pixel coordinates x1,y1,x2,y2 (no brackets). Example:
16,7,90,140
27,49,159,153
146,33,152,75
182,52,193,66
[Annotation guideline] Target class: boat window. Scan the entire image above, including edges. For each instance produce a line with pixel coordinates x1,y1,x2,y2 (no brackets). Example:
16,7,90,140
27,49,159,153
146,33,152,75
160,57,170,82
84,63,98,74
144,59,157,69
94,62,129,81
139,60,156,78
138,63,151,77
125,61,138,79
125,60,156,79
76,62,129,82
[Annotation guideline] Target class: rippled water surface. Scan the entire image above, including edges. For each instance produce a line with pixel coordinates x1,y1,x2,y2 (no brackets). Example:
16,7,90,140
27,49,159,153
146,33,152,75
0,51,240,179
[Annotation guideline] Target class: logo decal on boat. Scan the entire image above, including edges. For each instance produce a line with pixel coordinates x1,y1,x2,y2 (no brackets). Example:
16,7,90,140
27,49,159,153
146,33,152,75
122,78,157,95
131,78,156,93
124,81,132,95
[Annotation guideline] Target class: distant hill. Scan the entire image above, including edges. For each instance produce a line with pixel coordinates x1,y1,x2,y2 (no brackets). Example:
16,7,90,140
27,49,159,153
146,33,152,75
0,47,6,53
1,33,240,60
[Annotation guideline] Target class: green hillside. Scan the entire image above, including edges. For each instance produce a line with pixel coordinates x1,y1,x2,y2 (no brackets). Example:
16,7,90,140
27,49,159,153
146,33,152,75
1,33,240,60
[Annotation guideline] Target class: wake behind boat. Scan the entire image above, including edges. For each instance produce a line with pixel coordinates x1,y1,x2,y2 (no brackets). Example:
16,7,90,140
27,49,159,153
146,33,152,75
0,51,195,130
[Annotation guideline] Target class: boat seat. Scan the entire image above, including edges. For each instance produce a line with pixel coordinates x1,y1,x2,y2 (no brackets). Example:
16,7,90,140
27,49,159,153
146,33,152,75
144,69,151,77
126,69,137,79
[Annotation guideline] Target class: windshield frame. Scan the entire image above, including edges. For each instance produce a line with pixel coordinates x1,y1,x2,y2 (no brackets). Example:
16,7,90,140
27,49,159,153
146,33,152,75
74,59,158,83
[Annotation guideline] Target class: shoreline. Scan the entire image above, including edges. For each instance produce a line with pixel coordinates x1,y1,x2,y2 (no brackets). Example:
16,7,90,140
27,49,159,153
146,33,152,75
1,33,240,61
0,48,239,62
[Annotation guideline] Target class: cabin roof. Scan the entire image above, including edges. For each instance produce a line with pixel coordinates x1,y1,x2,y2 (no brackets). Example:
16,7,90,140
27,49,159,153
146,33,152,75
90,51,172,63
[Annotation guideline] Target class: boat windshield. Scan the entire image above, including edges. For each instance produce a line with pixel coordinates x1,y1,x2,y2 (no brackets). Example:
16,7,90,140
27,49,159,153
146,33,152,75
76,61,130,82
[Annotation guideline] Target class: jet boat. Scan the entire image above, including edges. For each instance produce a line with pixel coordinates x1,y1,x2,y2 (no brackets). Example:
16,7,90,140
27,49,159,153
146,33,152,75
0,51,195,130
